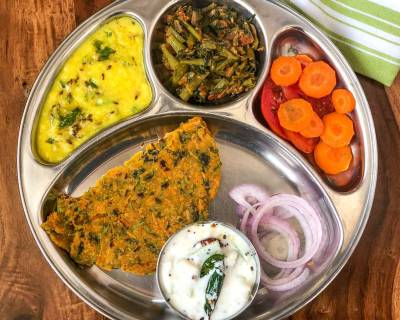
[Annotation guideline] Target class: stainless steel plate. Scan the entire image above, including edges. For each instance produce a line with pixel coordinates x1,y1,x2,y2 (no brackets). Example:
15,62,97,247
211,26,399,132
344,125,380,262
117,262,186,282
17,0,377,319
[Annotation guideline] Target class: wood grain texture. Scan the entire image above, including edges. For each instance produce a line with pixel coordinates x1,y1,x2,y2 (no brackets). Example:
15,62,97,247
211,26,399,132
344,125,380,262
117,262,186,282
1,1,400,319
0,0,104,319
386,73,400,132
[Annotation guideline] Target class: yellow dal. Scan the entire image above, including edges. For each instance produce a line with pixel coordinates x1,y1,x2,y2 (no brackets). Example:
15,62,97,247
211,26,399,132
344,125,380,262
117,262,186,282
36,17,152,163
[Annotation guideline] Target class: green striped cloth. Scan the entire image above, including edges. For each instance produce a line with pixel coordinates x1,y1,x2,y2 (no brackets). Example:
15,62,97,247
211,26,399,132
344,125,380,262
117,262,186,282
283,0,400,86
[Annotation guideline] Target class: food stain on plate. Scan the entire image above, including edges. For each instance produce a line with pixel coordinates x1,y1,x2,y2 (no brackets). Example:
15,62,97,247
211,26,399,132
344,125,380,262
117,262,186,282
41,117,222,275
35,16,153,163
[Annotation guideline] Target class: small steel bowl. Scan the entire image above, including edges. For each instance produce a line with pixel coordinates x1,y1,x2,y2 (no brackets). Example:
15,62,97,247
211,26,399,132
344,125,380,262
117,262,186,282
156,220,261,320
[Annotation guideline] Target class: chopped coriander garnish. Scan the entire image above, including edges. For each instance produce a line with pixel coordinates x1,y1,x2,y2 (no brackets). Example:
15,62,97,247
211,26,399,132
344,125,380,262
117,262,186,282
93,40,116,61
85,79,98,88
46,137,55,144
98,46,116,60
94,40,102,51
59,107,81,128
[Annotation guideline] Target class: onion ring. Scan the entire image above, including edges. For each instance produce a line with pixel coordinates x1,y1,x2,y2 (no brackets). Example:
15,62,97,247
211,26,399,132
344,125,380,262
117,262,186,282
231,185,325,291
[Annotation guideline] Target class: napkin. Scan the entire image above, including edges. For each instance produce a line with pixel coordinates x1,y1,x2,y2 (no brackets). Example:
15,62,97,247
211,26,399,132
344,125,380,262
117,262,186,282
283,0,400,86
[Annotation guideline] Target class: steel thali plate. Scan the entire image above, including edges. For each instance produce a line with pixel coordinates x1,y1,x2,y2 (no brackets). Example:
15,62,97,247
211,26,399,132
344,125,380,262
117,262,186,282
17,0,377,319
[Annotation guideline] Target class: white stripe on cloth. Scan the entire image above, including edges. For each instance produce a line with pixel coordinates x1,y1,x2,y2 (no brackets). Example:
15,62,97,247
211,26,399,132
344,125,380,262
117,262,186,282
366,0,400,12
316,0,400,44
291,0,400,59
330,0,400,29
328,33,400,66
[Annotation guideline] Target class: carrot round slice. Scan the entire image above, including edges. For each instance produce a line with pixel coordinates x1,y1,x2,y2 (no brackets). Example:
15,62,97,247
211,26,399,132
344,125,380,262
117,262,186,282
314,141,353,174
299,61,336,98
300,112,324,138
295,54,313,67
270,56,302,86
332,88,356,113
284,129,318,153
321,112,354,147
278,98,314,132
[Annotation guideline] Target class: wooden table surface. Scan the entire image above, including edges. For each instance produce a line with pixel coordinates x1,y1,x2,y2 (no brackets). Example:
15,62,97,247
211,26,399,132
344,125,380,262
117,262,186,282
1,0,400,319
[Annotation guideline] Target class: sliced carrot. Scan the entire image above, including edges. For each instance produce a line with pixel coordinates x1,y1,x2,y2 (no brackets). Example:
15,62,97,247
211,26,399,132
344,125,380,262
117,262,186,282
299,61,336,98
270,56,302,86
295,54,313,67
314,141,353,175
332,88,356,113
284,129,318,153
277,98,314,132
321,112,354,148
300,112,324,138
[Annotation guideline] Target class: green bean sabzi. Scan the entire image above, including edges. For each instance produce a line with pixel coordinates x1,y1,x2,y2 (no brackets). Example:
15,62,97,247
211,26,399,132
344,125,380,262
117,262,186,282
161,2,263,103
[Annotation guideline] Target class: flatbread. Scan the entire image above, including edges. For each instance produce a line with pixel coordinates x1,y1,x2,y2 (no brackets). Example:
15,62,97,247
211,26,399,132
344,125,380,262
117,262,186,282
42,117,221,275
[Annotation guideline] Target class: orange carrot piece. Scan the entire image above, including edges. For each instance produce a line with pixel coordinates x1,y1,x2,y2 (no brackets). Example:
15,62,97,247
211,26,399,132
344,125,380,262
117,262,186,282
314,141,353,175
295,54,313,67
284,129,318,154
300,112,324,138
332,88,356,114
277,98,314,132
270,56,302,86
299,61,336,98
320,112,354,148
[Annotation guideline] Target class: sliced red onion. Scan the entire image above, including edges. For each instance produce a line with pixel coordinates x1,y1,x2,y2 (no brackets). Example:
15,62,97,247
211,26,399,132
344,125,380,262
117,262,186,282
261,267,310,291
232,187,325,292
259,221,300,281
239,203,260,233
253,215,301,261
304,198,329,264
258,216,300,261
236,205,246,217
261,232,288,261
250,196,322,269
229,184,269,208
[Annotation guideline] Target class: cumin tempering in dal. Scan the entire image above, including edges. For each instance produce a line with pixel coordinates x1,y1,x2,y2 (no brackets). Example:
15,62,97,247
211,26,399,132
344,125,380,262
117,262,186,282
41,117,221,275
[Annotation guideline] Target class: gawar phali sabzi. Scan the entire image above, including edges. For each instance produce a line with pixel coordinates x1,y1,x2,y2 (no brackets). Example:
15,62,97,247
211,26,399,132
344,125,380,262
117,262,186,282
161,2,263,103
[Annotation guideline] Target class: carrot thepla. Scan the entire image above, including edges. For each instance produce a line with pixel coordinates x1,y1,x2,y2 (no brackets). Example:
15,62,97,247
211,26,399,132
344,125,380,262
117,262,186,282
314,142,352,174
321,112,354,148
300,112,324,138
270,56,302,86
332,88,355,114
299,61,336,98
277,98,314,132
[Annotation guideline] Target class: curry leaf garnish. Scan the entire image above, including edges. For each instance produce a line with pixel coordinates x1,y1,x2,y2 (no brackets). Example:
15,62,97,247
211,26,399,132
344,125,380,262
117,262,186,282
200,253,224,277
203,256,225,318
199,251,225,317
